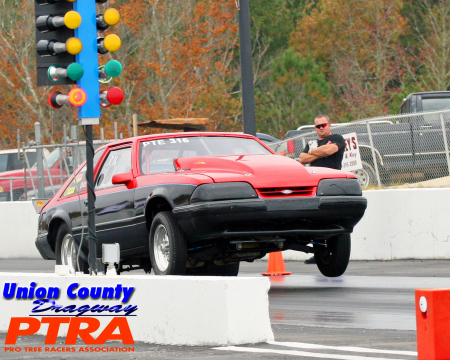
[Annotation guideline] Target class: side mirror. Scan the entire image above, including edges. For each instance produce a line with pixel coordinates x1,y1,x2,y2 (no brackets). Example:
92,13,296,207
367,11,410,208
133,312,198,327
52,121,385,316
112,172,133,185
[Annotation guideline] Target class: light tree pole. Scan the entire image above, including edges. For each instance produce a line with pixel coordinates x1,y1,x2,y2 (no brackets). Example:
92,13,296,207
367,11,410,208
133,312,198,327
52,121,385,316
237,0,257,136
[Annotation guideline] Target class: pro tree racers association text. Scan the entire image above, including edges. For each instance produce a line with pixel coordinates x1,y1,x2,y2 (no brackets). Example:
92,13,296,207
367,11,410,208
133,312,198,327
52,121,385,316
5,346,135,353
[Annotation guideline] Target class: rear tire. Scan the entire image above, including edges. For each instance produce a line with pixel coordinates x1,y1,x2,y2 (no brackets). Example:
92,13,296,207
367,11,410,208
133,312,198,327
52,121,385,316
314,234,351,277
186,262,240,276
149,211,187,275
55,223,89,274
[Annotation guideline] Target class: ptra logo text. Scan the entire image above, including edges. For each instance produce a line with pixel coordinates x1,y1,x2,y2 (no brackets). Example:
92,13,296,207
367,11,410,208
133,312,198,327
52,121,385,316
5,317,134,345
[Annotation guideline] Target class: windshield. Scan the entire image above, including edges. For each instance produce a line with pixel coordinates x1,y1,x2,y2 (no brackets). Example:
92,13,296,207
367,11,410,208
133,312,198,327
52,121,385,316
45,148,63,168
0,154,8,173
422,98,450,112
30,148,63,169
31,148,63,169
32,144,102,170
61,148,106,197
139,136,272,174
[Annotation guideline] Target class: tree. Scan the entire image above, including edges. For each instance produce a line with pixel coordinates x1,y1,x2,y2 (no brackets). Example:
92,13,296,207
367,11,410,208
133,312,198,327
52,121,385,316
0,0,243,146
290,0,411,119
115,0,240,133
406,0,450,91
0,0,77,146
284,0,318,27
250,0,293,55
256,48,329,137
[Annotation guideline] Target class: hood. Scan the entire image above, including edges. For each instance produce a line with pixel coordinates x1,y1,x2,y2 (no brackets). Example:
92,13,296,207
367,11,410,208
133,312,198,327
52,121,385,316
174,155,348,188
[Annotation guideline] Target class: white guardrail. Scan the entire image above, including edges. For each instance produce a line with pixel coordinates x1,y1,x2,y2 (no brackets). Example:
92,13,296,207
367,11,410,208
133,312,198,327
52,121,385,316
0,273,273,346
1,189,450,260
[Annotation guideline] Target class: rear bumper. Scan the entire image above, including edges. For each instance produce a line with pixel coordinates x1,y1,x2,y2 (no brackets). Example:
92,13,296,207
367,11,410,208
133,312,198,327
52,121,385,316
173,196,367,242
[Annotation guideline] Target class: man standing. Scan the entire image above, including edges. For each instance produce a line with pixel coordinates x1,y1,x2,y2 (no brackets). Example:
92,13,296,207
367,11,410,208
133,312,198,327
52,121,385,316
299,114,345,264
299,114,345,170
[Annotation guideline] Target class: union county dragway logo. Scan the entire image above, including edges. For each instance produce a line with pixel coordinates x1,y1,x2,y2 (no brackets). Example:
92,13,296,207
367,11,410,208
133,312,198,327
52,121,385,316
3,282,137,354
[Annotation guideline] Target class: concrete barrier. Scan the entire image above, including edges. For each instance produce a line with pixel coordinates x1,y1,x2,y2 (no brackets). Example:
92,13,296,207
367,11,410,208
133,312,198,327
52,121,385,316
282,188,450,260
351,189,450,260
0,201,40,258
2,189,450,260
0,273,273,345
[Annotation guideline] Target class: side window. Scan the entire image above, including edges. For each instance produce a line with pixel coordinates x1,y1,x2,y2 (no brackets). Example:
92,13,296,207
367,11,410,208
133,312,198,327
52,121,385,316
95,147,132,190
62,165,87,197
61,149,106,198
405,99,410,113
8,154,23,171
0,154,8,172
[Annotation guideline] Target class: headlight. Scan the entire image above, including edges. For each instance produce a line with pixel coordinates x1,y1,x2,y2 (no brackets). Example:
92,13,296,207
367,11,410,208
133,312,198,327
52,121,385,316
0,186,3,192
190,182,258,203
317,179,362,196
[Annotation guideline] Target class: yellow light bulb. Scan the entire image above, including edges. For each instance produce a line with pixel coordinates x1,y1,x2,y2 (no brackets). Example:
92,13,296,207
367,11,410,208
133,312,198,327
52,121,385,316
66,37,83,55
104,34,121,52
104,8,120,26
64,11,82,29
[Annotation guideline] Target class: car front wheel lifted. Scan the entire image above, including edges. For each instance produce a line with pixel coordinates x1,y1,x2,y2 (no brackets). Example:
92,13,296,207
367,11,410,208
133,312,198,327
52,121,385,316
314,234,351,277
149,211,187,275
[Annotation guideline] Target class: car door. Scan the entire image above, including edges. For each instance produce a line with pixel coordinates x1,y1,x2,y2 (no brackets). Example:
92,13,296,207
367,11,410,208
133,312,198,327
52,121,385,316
57,148,106,248
94,145,139,253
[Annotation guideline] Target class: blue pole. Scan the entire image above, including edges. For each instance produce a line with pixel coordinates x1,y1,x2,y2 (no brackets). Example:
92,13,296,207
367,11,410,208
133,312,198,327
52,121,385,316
74,0,100,273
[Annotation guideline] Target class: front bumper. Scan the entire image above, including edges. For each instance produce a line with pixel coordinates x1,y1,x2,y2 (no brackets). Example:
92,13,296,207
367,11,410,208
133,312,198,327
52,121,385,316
35,232,55,260
173,196,367,242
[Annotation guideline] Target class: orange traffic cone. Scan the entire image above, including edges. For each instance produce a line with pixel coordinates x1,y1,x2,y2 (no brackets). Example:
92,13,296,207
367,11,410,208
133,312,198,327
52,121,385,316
261,252,292,276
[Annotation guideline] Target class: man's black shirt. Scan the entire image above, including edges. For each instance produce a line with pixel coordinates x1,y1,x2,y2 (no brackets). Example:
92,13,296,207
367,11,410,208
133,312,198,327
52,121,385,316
302,134,345,170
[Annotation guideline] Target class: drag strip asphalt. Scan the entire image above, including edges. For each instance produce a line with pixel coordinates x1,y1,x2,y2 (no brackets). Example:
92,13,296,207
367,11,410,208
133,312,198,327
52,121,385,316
1,259,447,359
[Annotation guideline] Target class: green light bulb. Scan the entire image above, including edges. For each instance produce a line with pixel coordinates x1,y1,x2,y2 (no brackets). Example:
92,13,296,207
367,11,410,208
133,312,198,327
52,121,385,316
105,60,122,78
66,63,84,81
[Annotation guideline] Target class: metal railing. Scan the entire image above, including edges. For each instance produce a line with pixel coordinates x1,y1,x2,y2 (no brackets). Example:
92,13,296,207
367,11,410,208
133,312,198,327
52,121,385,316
3,111,450,201
0,122,119,201
267,109,450,188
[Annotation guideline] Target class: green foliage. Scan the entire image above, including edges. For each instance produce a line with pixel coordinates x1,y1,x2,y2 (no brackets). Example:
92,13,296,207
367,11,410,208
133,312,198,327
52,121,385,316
2,0,450,146
284,0,318,26
404,0,450,91
250,0,293,55
249,0,318,56
256,48,329,137
388,82,422,114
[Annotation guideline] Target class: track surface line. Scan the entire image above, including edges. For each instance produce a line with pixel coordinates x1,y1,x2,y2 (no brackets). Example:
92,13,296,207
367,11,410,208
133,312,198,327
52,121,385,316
213,346,411,360
269,341,417,356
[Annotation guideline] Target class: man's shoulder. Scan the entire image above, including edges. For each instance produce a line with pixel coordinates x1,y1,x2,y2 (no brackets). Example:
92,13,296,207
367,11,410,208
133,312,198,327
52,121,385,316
328,133,344,141
323,134,344,143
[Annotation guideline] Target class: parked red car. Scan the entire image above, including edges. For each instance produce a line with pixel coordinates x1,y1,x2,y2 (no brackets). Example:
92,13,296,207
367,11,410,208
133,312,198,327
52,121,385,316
0,147,77,201
36,132,367,277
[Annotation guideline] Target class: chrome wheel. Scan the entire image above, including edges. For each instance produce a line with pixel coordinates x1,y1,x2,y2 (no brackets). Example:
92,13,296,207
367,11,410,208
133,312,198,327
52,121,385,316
61,233,77,274
352,168,370,188
149,211,187,275
352,161,376,188
153,224,170,272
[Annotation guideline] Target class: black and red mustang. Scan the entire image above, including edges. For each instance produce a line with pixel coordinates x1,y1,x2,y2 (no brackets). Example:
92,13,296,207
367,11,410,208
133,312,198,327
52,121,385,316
35,132,367,277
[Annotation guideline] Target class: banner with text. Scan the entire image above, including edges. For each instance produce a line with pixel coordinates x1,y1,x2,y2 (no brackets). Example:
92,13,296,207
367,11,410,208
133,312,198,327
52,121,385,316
341,132,362,171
